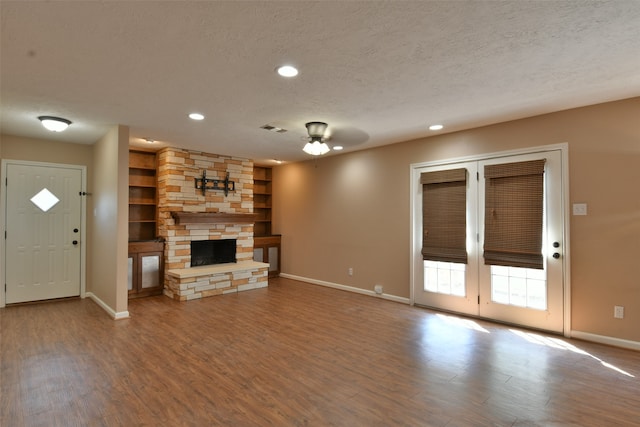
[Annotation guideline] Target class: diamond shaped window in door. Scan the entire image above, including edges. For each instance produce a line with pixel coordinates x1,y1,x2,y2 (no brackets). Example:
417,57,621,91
30,188,60,212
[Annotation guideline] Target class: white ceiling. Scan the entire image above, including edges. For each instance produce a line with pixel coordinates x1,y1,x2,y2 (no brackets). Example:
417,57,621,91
2,1,639,164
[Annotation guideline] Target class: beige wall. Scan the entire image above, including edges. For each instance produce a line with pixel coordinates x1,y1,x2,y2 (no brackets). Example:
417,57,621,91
90,126,130,316
0,134,94,167
273,97,640,343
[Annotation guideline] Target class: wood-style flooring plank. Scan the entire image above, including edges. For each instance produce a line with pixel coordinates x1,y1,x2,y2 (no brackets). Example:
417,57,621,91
2,277,639,426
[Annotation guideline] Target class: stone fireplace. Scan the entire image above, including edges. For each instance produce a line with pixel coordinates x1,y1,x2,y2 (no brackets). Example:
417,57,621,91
157,147,268,301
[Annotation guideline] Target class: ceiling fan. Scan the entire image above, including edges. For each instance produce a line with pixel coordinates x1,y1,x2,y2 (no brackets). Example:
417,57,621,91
303,122,331,156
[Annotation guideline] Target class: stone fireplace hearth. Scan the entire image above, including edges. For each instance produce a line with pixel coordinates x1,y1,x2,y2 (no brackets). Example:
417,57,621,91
157,147,268,301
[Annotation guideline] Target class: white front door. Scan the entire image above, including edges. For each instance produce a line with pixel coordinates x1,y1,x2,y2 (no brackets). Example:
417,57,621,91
412,149,566,333
4,162,83,304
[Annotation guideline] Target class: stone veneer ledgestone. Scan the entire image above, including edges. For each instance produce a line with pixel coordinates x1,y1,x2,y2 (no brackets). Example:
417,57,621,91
156,147,267,300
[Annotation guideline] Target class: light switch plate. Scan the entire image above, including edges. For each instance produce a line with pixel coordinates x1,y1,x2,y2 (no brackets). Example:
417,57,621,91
572,203,588,216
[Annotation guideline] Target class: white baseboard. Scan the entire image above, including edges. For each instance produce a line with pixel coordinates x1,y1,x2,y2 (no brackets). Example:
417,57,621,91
571,330,640,351
85,292,130,320
279,273,411,305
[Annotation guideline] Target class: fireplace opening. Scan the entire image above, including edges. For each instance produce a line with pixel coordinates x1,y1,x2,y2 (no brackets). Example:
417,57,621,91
191,239,237,267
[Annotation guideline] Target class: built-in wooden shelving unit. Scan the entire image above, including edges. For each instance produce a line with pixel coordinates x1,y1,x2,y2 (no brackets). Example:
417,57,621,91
129,150,158,241
128,150,164,298
253,165,280,277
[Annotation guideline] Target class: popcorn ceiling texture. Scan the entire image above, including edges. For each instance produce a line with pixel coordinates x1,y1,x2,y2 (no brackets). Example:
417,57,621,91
157,147,267,301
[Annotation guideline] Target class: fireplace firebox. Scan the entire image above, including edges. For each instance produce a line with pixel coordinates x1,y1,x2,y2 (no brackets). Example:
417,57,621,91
191,239,237,267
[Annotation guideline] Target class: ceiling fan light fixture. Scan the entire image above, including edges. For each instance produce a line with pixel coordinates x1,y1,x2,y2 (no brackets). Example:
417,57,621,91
303,140,330,156
303,122,330,155
305,121,327,138
38,116,71,132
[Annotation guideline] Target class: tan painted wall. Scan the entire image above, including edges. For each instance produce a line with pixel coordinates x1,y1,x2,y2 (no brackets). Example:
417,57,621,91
273,97,640,342
0,134,94,166
90,126,130,315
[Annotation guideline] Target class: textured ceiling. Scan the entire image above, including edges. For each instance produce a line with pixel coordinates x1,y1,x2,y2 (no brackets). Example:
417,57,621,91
1,1,639,164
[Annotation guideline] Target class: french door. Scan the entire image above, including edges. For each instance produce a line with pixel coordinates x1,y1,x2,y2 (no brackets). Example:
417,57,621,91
412,149,565,333
4,161,84,304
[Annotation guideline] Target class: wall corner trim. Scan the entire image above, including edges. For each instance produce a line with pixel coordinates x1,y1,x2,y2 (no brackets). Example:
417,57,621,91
86,292,130,320
570,330,640,351
279,273,411,305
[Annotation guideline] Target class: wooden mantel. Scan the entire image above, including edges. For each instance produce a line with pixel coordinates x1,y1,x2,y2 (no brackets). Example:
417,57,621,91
170,212,259,225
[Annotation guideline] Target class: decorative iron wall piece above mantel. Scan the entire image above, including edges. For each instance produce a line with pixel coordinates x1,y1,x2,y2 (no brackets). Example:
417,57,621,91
194,171,235,196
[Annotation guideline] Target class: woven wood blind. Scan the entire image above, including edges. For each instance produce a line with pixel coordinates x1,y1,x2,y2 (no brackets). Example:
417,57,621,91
483,159,546,269
421,168,467,264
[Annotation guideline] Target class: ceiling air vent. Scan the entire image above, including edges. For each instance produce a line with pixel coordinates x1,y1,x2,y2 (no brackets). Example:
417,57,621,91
260,124,287,133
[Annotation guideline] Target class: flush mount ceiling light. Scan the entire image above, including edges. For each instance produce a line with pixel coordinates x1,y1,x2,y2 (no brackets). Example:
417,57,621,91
303,122,330,156
277,65,298,77
429,124,444,131
38,116,71,132
189,112,205,120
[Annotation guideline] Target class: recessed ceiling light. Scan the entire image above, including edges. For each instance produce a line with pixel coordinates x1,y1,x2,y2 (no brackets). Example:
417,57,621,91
333,145,344,151
277,65,298,77
429,124,444,131
189,113,205,120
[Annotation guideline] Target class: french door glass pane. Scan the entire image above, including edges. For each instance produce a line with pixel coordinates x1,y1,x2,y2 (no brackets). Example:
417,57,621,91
490,266,547,310
424,261,466,297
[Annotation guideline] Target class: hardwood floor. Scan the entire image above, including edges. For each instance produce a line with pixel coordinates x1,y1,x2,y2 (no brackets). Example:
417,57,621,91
2,277,639,426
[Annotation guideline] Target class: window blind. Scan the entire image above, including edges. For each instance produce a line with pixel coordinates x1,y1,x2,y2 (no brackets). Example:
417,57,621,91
483,159,546,269
421,168,467,264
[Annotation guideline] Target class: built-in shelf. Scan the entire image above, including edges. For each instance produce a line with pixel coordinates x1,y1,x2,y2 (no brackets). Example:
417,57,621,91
128,150,165,299
253,166,272,237
170,211,259,225
129,150,159,242
253,165,279,276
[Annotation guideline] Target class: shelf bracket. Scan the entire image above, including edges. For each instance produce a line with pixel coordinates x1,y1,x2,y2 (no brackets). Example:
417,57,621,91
194,170,235,196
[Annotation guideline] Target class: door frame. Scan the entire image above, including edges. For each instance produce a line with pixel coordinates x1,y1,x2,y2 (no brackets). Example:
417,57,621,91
409,143,571,337
0,159,87,308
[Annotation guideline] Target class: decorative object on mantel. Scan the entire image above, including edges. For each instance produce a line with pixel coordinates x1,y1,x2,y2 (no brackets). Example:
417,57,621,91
194,170,235,196
170,211,259,225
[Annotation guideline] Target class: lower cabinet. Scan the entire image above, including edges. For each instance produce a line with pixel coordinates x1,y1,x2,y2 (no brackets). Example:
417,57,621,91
128,241,164,298
253,235,281,278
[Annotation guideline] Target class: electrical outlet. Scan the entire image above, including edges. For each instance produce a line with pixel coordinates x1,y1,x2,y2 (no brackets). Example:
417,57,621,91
614,305,624,319
348,267,353,276
374,284,383,295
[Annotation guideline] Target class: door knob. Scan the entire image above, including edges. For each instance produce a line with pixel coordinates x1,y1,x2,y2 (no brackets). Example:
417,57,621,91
72,240,78,245
553,241,560,248
73,228,79,233
553,252,560,259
